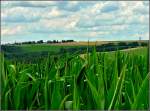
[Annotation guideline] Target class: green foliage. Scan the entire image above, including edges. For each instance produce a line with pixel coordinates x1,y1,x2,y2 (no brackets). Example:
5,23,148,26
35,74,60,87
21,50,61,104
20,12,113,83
1,47,149,110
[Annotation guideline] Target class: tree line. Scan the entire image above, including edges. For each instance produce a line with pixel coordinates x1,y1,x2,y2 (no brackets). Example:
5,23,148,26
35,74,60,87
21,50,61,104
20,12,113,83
12,40,75,45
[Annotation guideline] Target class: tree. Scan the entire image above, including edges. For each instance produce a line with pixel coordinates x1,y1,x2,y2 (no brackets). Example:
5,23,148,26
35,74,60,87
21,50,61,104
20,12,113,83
37,40,43,44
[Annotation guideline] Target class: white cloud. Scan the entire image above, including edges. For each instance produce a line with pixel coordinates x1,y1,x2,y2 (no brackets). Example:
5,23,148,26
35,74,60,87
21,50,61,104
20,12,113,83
89,31,110,37
1,1,57,8
1,1,149,42
141,32,149,40
27,1,56,6
95,13,115,20
46,7,61,17
91,3,104,14
39,14,79,31
66,19,79,29
2,25,25,36
143,33,149,40
2,6,41,22
66,1,79,7
40,18,66,29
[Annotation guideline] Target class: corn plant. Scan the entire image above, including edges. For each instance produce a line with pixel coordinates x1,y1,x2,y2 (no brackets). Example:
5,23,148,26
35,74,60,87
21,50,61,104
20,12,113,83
1,47,149,110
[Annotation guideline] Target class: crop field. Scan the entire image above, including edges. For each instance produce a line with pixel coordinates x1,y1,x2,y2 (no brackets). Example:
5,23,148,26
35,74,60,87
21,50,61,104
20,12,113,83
1,46,149,110
2,41,148,62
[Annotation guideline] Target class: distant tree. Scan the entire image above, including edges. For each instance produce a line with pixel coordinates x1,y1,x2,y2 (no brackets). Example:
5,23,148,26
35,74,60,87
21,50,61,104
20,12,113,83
128,42,139,47
47,40,52,43
22,42,27,44
31,41,36,44
14,42,22,45
117,42,127,46
37,40,43,44
62,40,74,43
62,40,65,43
141,42,148,46
53,40,56,43
67,40,74,42
28,41,32,44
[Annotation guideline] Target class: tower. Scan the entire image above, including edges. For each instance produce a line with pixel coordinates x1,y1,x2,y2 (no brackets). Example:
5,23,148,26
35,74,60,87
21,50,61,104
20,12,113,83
139,36,142,46
139,36,142,41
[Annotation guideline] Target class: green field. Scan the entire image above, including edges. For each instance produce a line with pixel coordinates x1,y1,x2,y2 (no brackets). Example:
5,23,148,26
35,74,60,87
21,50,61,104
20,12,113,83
11,44,82,53
15,44,62,53
1,46,149,110
2,41,148,62
2,44,87,62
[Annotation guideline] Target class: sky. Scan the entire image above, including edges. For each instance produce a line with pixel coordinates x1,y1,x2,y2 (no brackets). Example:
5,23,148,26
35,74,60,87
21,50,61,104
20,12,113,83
1,1,149,44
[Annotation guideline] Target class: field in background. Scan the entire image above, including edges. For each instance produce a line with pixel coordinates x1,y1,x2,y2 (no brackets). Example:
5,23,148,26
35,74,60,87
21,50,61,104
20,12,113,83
37,40,148,46
1,40,148,62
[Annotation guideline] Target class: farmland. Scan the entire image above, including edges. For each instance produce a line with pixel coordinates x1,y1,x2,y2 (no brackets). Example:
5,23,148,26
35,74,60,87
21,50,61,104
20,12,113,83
1,43,149,110
1,40,148,61
1,0,149,110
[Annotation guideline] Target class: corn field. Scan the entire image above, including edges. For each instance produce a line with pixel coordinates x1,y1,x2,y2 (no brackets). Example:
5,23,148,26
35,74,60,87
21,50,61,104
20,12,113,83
1,47,149,110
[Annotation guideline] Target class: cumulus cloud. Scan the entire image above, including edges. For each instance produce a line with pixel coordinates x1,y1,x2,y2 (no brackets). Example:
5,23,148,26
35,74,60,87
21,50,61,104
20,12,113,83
1,1,57,8
2,25,25,36
91,3,104,14
48,7,61,17
101,2,120,13
1,1,149,43
2,7,41,22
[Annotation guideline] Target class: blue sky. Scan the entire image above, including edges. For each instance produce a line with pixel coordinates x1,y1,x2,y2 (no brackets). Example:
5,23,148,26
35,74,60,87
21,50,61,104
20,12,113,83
1,1,149,44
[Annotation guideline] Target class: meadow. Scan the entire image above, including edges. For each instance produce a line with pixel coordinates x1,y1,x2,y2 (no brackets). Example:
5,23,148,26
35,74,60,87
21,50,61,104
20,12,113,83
1,45,149,110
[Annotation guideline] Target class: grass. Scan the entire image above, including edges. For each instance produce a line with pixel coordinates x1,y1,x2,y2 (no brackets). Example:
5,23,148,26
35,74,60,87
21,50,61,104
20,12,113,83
10,44,85,53
8,44,65,53
18,44,61,53
1,47,149,110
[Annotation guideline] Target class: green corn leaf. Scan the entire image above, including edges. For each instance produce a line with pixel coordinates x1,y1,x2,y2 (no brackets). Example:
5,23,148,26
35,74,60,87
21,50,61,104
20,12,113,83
59,94,71,109
131,73,149,109
108,65,126,110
